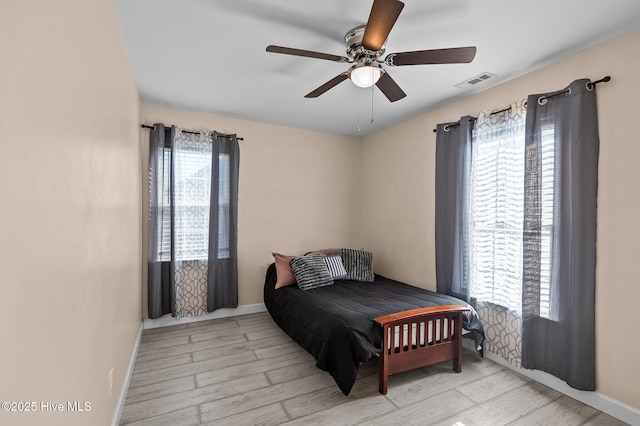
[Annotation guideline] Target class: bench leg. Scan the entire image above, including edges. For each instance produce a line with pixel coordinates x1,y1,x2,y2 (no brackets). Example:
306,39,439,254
453,354,462,373
378,353,388,394
453,322,463,373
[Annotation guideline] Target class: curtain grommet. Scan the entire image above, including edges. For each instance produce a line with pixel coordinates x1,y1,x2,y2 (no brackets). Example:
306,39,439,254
566,88,572,96
538,97,548,106
443,125,451,132
586,81,594,91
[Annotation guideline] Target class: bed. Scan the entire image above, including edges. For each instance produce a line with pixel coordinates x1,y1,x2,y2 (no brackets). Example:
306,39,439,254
263,262,485,395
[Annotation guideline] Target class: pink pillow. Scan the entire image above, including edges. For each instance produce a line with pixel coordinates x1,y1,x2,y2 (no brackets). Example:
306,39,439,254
305,248,342,257
272,253,296,289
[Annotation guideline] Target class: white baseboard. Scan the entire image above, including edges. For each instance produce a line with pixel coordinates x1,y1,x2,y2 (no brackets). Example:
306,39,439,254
143,303,267,329
466,341,640,425
112,322,143,426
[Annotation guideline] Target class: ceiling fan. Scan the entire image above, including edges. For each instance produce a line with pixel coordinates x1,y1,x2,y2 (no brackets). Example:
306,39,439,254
265,0,476,102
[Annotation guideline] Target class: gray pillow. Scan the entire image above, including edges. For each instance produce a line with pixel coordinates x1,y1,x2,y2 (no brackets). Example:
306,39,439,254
290,253,333,290
341,248,375,282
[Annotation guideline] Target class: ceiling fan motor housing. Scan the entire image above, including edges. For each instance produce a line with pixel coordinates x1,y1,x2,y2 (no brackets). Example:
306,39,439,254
345,25,385,60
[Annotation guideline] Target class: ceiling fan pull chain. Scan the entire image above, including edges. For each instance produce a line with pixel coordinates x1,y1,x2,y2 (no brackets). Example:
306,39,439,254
357,92,361,132
371,82,375,124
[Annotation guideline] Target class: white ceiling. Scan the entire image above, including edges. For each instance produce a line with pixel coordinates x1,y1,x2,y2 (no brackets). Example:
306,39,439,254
114,0,640,137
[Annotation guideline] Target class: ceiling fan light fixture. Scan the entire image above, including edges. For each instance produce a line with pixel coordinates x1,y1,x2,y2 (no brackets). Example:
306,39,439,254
350,65,383,88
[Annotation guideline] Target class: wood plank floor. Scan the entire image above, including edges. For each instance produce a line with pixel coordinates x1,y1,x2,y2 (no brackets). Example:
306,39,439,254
120,312,628,426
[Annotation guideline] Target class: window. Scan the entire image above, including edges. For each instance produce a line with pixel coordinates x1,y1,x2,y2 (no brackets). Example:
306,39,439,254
468,111,555,318
158,145,231,262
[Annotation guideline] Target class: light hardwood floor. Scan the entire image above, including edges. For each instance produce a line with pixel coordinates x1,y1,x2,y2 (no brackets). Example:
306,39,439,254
120,312,628,426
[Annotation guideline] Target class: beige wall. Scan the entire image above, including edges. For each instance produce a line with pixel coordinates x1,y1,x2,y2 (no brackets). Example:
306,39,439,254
0,1,142,425
361,29,640,409
140,104,362,315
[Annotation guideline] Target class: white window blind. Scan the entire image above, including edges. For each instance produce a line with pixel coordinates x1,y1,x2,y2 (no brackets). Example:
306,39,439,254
538,124,556,320
158,146,230,262
469,110,554,317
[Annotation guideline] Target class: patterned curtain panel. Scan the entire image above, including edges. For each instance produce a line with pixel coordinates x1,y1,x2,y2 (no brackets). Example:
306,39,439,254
172,129,214,318
174,260,208,318
472,301,522,366
469,101,527,365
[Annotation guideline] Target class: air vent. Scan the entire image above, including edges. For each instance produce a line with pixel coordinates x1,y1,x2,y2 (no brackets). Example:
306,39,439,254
456,72,497,89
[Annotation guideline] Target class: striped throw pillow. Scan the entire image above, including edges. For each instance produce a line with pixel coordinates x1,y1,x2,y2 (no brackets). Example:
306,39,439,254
290,254,333,291
324,255,348,280
341,248,375,282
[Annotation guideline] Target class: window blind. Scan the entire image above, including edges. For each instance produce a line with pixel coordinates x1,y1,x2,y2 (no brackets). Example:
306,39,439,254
158,146,230,261
468,111,554,317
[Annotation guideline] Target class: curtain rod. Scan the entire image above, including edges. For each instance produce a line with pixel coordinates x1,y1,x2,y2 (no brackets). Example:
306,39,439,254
141,124,244,141
431,76,611,133
535,76,610,104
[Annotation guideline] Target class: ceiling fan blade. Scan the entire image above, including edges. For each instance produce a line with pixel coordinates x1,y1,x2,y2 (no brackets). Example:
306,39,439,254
305,73,349,98
266,45,349,62
387,46,477,66
376,72,406,102
362,0,405,52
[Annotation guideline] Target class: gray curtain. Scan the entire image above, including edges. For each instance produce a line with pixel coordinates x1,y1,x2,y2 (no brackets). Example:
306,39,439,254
148,124,175,319
435,116,474,302
208,132,240,311
148,126,240,319
521,79,599,390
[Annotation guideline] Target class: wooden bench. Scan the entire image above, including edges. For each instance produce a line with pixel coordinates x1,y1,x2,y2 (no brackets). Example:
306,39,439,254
375,305,469,394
